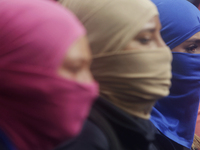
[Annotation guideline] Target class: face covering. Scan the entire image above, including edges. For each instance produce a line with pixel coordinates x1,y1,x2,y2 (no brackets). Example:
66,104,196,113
0,0,98,149
60,0,172,119
151,53,200,148
92,48,172,119
150,0,200,148
0,65,98,150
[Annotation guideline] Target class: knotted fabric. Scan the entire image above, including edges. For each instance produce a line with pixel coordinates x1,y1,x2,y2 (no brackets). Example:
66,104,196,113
61,0,172,119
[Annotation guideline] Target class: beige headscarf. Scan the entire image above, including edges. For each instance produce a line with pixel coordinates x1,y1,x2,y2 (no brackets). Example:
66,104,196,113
60,0,172,119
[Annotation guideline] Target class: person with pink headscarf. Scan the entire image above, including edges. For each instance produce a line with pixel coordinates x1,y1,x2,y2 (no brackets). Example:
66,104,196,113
0,0,98,149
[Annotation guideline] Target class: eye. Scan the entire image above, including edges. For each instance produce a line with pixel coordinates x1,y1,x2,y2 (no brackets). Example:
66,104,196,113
62,60,83,74
67,64,83,74
139,38,151,45
68,66,81,73
185,45,198,53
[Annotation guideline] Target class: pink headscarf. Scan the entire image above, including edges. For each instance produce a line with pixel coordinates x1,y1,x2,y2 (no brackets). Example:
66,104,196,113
0,0,98,149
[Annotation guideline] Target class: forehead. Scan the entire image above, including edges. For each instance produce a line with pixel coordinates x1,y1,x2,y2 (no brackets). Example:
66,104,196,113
65,36,92,61
142,16,157,30
135,16,161,36
188,31,200,40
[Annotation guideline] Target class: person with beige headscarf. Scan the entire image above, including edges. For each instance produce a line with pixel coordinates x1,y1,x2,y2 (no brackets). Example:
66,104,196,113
55,0,174,150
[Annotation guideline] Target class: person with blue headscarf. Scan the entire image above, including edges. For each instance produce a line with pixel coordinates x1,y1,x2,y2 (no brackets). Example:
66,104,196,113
150,0,200,149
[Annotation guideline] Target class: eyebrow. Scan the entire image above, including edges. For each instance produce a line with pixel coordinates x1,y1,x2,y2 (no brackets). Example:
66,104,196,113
78,56,92,65
185,39,200,43
140,28,156,33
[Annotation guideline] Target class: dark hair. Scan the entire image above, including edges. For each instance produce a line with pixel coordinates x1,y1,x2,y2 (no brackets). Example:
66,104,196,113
187,0,200,7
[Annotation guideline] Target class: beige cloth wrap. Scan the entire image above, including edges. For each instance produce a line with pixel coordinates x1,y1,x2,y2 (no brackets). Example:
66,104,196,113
60,0,172,119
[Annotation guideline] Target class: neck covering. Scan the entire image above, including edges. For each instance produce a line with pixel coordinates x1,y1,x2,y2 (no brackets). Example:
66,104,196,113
150,0,200,148
60,0,172,119
0,0,98,149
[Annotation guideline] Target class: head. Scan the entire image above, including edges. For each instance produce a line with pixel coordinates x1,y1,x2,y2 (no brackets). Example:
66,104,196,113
124,16,165,51
58,36,94,84
60,0,172,119
152,0,200,53
0,0,98,149
60,0,166,54
0,2,93,84
172,32,200,54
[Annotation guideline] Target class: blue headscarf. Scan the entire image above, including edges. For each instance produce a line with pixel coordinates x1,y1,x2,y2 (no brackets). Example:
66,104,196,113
153,0,200,49
150,0,200,148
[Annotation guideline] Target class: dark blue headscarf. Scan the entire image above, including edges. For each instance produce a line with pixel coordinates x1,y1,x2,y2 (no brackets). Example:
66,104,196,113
150,0,200,148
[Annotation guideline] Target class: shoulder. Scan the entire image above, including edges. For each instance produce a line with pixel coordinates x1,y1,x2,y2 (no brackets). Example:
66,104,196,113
55,120,109,150
80,120,109,149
